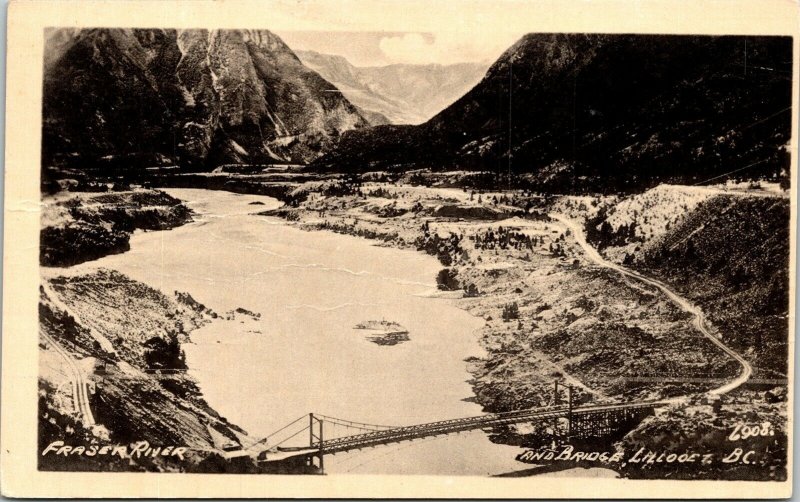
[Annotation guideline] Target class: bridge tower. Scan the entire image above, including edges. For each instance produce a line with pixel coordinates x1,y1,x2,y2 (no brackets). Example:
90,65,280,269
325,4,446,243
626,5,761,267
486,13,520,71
550,380,575,439
567,384,573,438
308,413,324,473
552,380,564,439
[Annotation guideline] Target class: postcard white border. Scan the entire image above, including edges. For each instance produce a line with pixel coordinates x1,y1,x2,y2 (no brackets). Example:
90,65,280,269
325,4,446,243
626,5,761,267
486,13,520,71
2,0,797,497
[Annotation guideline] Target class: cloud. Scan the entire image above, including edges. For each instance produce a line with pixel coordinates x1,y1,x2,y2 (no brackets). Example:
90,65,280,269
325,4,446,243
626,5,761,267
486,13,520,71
379,33,435,64
379,31,520,65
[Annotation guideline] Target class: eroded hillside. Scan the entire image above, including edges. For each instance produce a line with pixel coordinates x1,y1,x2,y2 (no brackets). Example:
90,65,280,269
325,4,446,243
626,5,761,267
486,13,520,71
42,28,368,173
580,185,790,381
39,269,268,472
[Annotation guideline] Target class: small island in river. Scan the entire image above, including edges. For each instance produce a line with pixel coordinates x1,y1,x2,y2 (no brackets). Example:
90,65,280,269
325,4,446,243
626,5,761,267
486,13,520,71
354,320,411,346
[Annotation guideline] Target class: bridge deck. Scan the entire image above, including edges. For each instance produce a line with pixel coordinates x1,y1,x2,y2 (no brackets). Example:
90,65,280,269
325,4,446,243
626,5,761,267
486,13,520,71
316,402,657,454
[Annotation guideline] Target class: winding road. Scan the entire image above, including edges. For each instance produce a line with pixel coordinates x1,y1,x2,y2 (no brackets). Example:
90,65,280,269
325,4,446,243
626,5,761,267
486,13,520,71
548,213,752,395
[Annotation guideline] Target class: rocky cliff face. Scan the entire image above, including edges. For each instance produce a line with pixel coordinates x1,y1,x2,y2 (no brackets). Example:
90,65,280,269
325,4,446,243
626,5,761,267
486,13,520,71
314,34,792,192
42,28,368,172
296,50,488,125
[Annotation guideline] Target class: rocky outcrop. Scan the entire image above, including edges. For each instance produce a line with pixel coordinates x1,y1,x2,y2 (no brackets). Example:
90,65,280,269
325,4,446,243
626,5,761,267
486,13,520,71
39,271,258,472
40,190,193,267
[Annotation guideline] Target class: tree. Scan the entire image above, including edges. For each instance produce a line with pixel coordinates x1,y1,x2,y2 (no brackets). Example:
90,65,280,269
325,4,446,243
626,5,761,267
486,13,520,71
143,332,185,370
464,283,480,297
502,302,520,321
436,268,460,291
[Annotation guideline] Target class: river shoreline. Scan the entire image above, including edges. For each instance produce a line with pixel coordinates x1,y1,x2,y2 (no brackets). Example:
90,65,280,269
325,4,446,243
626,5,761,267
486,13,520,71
41,187,535,475
40,189,194,267
38,181,787,479
248,179,787,480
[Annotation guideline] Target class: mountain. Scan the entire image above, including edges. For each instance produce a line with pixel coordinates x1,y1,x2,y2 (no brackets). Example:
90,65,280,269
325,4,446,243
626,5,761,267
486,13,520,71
355,62,491,122
313,34,792,192
295,50,408,125
42,28,369,173
296,50,489,125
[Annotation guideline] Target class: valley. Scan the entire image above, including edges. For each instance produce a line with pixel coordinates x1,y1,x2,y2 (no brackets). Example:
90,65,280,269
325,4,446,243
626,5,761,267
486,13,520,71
35,29,792,481
295,50,489,125
262,175,788,479
37,171,789,478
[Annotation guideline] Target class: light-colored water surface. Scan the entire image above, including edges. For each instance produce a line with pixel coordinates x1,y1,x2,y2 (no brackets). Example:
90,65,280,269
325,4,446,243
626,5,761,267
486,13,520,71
78,188,536,475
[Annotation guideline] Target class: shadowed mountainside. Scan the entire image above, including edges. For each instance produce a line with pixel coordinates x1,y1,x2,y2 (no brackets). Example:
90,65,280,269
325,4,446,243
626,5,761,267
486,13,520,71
42,28,368,174
313,34,792,193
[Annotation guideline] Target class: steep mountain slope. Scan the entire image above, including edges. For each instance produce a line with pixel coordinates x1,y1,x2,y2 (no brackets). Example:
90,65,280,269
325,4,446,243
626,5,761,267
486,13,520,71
637,195,790,378
42,29,368,173
580,187,790,379
356,62,490,121
296,50,488,125
314,34,792,192
295,50,404,125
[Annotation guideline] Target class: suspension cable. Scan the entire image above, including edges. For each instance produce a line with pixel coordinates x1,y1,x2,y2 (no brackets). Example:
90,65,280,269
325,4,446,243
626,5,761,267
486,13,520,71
691,158,771,186
261,414,309,441
314,413,397,430
239,414,309,450
272,425,312,448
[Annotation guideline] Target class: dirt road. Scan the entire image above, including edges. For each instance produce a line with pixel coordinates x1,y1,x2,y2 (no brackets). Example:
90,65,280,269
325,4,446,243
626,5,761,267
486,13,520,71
40,330,95,426
549,213,752,395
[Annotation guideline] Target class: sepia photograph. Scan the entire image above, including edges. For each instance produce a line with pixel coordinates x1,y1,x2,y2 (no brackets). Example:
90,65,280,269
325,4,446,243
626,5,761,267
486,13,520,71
2,0,797,498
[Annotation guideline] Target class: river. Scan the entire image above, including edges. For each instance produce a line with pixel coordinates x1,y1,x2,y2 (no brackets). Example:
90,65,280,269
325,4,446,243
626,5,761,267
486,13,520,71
78,188,544,475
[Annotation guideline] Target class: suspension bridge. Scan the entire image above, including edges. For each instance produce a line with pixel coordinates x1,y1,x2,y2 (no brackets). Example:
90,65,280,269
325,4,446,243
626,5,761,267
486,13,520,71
244,384,659,472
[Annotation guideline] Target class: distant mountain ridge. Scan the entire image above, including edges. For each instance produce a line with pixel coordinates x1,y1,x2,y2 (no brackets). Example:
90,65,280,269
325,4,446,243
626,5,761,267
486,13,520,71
42,28,368,172
296,50,489,125
314,34,792,192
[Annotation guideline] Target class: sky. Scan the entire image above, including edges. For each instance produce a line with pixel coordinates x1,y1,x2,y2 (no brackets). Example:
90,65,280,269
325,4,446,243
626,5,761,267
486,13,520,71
275,30,522,67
